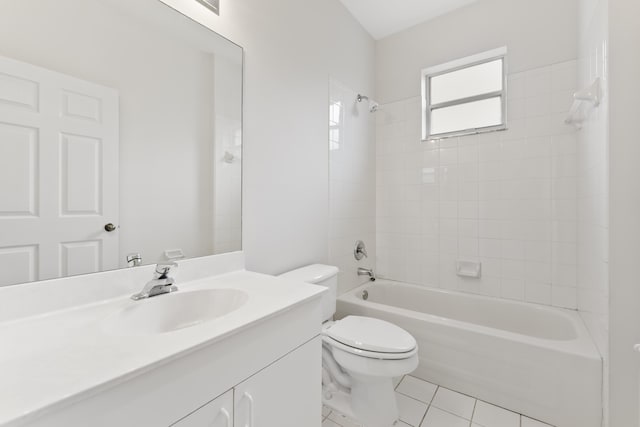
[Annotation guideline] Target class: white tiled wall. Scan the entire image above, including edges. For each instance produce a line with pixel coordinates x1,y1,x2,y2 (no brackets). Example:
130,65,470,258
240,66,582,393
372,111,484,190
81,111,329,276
329,80,376,295
376,60,580,309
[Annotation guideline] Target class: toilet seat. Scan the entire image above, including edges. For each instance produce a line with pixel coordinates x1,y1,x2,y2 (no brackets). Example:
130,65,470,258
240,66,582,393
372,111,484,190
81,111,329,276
323,335,418,360
323,316,417,360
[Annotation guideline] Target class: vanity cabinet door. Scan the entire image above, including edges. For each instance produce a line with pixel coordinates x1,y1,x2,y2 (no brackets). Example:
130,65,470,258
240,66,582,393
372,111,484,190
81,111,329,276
172,390,233,427
234,337,321,427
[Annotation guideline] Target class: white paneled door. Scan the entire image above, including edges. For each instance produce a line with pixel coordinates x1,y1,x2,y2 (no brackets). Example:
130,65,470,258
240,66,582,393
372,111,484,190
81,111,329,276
0,56,119,286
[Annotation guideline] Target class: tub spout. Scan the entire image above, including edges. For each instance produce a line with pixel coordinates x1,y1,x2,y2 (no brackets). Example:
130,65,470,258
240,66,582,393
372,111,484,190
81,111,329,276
357,267,376,281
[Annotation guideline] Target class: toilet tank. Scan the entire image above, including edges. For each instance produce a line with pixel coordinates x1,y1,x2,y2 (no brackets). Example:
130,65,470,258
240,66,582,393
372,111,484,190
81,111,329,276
278,264,339,322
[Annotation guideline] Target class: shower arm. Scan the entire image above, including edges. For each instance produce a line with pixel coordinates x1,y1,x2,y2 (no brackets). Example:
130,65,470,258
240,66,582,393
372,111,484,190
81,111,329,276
356,93,380,113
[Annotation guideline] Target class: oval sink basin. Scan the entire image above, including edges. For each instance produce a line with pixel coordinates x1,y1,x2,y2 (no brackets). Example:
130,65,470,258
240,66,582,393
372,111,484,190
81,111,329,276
104,289,249,335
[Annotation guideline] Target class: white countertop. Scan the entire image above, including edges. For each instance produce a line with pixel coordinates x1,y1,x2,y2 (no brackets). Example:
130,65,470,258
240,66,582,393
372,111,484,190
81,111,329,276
0,270,324,426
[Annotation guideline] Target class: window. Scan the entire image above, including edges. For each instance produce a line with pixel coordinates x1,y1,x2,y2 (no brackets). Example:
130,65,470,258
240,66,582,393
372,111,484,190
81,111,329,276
329,100,343,151
422,47,507,140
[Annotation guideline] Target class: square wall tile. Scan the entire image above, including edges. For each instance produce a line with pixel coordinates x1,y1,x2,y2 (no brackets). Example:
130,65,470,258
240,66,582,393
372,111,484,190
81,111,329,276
374,77,579,311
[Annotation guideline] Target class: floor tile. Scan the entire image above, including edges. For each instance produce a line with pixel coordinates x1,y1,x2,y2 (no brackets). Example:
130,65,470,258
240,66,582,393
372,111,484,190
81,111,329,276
396,392,429,426
397,422,412,427
421,407,470,427
431,387,476,420
522,416,554,427
472,401,520,427
397,376,438,403
322,419,342,427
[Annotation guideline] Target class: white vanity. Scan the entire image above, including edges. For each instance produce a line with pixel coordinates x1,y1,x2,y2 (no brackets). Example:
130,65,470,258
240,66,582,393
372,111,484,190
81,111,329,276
0,253,325,427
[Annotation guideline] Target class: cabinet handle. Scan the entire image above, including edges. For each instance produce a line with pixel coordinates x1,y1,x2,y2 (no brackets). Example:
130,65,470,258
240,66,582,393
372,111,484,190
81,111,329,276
220,408,231,427
243,392,254,427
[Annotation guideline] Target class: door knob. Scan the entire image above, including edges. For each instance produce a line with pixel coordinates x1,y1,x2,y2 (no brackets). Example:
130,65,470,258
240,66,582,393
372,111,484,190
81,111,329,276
104,223,117,232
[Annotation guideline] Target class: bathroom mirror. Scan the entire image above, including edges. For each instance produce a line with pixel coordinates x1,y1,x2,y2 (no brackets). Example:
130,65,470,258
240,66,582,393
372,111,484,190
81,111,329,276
0,0,243,287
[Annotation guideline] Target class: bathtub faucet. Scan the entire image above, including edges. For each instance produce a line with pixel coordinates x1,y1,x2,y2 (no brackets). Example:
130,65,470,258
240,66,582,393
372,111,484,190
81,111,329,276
357,267,376,281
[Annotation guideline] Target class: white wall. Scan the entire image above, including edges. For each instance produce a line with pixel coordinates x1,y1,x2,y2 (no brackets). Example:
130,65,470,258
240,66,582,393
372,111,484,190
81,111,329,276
374,0,581,309
329,80,376,295
577,0,610,424
376,0,579,104
608,0,640,425
159,0,375,275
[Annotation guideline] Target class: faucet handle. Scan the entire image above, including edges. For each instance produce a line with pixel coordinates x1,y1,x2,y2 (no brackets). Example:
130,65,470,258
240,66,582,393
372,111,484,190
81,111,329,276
155,262,178,278
354,240,368,260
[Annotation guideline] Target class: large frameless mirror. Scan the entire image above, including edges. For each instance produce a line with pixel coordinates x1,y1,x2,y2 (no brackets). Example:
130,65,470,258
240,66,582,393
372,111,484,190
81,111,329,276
0,0,243,287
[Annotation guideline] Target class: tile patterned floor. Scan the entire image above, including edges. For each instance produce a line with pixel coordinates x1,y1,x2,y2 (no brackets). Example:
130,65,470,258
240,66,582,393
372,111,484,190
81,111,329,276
321,375,554,427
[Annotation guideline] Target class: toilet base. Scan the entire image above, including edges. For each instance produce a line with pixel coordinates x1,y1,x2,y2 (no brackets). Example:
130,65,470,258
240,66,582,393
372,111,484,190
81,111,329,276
322,380,400,427
322,386,356,420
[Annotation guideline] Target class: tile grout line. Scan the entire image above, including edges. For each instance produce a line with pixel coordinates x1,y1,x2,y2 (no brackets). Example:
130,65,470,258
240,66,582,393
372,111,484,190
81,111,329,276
396,375,432,427
469,398,478,427
396,389,435,405
415,384,438,427
420,384,441,426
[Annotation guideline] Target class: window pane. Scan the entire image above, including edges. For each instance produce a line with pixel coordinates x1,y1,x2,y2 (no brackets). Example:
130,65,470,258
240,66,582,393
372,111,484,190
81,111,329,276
431,59,503,104
431,97,502,136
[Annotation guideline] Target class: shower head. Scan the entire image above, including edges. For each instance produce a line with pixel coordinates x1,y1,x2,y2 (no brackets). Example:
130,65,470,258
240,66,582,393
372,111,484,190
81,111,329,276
357,93,380,113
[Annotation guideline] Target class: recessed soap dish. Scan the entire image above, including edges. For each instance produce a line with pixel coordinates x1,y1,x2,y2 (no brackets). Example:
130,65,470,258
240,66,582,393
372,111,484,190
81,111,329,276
457,260,482,278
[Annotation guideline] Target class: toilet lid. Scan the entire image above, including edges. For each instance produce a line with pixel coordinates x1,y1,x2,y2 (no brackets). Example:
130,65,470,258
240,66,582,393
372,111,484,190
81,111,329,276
324,316,416,354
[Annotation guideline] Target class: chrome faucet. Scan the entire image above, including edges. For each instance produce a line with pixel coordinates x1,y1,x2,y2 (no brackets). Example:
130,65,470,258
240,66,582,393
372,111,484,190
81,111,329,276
131,262,179,300
357,267,376,281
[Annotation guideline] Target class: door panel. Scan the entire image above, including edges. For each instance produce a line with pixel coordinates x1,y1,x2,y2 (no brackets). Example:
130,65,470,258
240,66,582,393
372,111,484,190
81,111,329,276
0,122,37,215
61,90,102,123
59,133,102,215
0,71,38,110
0,245,37,286
60,240,102,277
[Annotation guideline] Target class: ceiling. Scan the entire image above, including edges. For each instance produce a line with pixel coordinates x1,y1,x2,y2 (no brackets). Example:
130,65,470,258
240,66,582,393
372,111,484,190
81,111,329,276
338,0,478,40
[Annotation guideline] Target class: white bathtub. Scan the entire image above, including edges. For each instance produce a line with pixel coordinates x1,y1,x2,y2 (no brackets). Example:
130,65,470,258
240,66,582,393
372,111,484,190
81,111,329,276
336,280,602,427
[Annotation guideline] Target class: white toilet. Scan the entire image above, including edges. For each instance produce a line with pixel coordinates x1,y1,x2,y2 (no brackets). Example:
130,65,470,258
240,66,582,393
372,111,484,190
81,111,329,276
279,265,418,427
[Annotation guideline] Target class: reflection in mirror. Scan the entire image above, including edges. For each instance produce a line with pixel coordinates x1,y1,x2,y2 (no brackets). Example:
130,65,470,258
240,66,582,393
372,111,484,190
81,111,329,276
0,0,243,287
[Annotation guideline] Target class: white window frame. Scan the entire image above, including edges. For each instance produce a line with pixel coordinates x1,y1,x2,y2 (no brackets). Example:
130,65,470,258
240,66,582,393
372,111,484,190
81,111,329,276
422,47,508,140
